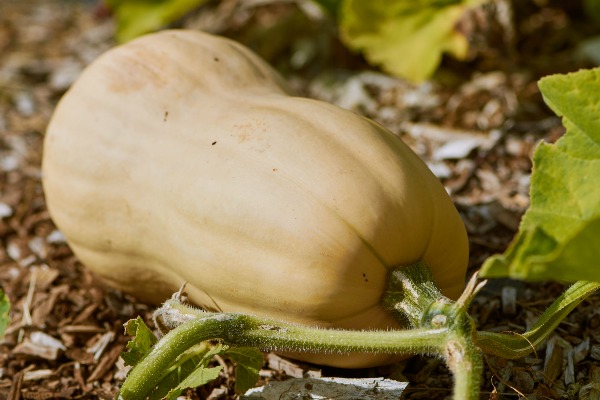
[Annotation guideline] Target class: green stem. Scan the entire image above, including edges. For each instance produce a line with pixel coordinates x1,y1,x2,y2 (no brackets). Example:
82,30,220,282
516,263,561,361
421,280,483,400
477,280,600,358
381,261,444,327
446,335,483,400
121,265,598,400
119,311,448,399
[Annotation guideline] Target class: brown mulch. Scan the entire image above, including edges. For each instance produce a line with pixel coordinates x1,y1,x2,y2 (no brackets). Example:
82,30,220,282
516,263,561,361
1,1,600,399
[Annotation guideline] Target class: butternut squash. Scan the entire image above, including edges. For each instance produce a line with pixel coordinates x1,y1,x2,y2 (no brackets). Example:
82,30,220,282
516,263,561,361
42,30,468,367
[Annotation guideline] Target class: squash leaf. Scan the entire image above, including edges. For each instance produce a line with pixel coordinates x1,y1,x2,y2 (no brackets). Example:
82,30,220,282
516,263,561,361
0,289,9,339
163,366,222,399
121,316,158,367
481,68,600,282
105,0,210,43
159,343,225,400
338,0,484,82
225,347,264,393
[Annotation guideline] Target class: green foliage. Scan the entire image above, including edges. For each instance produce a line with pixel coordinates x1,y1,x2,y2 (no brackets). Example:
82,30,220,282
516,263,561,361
225,347,264,394
481,68,600,282
105,0,209,43
0,289,9,339
121,316,157,366
159,343,224,400
119,317,262,397
164,365,222,399
106,0,484,80
337,0,484,82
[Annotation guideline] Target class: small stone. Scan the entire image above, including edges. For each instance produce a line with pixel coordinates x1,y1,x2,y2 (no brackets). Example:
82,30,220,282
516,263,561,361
0,202,12,218
28,236,47,258
427,161,452,179
49,60,82,91
243,377,407,400
14,91,36,116
505,135,525,156
6,239,22,261
46,229,66,244
433,137,483,160
1,154,20,171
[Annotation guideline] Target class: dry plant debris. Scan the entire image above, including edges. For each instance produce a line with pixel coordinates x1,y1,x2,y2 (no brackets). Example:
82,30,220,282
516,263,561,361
1,1,600,399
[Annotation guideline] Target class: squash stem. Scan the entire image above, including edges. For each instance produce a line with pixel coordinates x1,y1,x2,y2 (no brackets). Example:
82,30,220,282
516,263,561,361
445,334,483,400
426,294,483,400
119,309,449,399
383,262,484,400
140,262,485,400
120,265,597,400
381,261,445,328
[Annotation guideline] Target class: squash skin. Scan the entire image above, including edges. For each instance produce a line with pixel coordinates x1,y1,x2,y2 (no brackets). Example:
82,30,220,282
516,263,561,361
42,30,468,367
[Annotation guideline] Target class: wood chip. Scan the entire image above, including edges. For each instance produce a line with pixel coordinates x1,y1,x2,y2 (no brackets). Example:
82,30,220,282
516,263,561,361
7,371,24,400
74,362,91,393
30,265,59,291
501,286,518,315
266,353,321,379
13,339,60,361
544,337,564,385
23,369,54,381
29,332,65,351
87,344,123,383
32,284,69,327
59,325,106,334
565,349,575,385
575,337,591,363
87,331,115,361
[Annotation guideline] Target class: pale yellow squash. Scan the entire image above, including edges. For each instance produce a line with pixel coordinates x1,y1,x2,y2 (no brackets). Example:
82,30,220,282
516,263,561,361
42,30,468,367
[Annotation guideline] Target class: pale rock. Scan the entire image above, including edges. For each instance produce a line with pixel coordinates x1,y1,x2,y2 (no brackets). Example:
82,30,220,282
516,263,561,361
243,377,407,400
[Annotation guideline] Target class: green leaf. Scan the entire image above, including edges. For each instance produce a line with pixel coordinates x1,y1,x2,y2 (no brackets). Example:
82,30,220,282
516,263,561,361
481,68,600,282
225,347,263,394
118,323,229,400
164,366,222,400
157,343,226,400
0,289,10,339
121,316,158,367
338,0,484,82
105,0,210,43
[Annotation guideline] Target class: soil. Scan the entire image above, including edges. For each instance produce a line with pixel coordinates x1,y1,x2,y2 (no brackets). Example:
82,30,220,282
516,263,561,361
1,1,600,399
